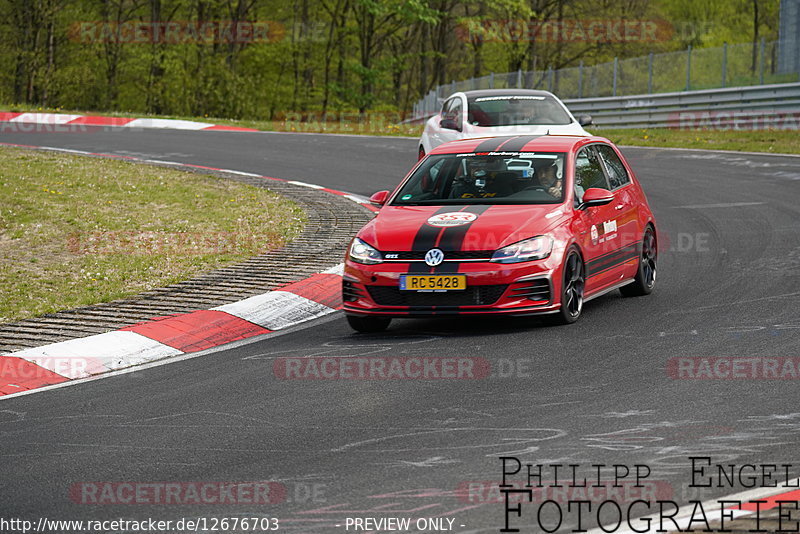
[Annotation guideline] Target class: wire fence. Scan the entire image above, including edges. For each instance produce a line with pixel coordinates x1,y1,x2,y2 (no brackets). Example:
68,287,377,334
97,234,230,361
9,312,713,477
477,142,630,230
413,39,797,119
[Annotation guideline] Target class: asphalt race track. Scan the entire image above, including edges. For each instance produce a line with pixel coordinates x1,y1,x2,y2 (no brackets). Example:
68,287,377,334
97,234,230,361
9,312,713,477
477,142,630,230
1,127,800,533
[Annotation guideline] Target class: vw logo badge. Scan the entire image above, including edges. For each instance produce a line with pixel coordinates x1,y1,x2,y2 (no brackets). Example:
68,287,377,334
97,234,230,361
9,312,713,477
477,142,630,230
425,248,444,267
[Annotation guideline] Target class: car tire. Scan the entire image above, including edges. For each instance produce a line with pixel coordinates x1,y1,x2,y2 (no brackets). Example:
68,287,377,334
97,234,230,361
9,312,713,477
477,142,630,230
620,225,657,298
418,146,426,160
547,247,585,325
347,315,391,333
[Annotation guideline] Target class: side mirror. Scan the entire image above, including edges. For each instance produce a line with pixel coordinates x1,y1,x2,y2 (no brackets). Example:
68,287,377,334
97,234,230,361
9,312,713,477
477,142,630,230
578,114,593,127
369,190,390,206
440,118,461,131
579,187,614,210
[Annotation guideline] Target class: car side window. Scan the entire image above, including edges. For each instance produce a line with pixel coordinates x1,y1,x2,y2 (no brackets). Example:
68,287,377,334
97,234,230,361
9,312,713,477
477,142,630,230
449,98,463,130
440,98,462,130
595,144,630,189
441,98,454,117
574,146,609,203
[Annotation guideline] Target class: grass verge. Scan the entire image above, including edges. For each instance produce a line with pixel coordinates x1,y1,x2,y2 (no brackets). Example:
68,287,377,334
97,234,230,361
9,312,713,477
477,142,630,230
595,128,800,155
0,147,305,323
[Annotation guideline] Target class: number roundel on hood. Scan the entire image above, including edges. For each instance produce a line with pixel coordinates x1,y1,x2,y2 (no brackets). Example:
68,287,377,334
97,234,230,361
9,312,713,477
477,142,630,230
426,212,478,227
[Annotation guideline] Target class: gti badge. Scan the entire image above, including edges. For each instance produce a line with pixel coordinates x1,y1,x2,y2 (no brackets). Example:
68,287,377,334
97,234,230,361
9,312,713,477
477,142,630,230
425,248,444,267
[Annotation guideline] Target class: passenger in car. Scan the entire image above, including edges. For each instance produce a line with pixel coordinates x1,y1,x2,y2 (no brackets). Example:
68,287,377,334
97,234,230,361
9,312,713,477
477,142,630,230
537,161,563,197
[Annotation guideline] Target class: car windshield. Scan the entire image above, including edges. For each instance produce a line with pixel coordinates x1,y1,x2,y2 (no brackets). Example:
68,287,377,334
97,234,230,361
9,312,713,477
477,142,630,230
467,95,572,127
391,152,567,205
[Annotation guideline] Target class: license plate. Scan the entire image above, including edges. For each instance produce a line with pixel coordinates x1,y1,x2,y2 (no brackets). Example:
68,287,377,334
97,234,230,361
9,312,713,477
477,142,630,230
400,275,466,291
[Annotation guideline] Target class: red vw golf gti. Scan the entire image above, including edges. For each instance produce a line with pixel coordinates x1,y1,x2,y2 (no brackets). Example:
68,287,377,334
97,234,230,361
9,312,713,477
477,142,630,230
343,135,657,332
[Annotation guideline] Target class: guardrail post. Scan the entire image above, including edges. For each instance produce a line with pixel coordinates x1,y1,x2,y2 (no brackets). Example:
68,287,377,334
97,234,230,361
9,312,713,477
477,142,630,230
517,69,522,88
612,57,618,96
490,72,494,89
685,45,692,91
647,52,654,93
578,61,584,98
759,37,766,84
547,67,554,92
721,42,727,87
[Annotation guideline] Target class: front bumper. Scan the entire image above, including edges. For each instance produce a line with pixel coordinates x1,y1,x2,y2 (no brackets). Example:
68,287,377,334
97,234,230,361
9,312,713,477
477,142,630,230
342,259,561,317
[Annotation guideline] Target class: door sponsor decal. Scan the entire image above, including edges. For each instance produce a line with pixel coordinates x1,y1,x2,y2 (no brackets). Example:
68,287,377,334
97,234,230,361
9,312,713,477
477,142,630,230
592,219,618,244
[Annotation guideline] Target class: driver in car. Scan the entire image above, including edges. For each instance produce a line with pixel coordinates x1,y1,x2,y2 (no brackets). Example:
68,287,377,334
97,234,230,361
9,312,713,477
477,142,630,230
451,158,505,198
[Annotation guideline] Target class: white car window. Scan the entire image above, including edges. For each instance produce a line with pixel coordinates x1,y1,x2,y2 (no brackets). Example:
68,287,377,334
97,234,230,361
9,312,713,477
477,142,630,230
468,94,572,126
440,98,463,131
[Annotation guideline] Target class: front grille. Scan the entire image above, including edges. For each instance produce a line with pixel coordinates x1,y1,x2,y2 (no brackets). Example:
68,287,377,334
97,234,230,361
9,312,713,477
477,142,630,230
383,250,494,261
367,285,507,307
508,278,550,302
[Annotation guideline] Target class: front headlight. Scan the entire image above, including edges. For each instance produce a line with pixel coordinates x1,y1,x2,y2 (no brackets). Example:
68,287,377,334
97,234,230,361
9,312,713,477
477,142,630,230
491,236,553,263
349,238,383,264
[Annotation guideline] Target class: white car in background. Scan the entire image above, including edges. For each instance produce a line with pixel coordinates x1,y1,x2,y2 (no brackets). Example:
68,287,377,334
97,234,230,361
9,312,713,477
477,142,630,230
418,89,592,159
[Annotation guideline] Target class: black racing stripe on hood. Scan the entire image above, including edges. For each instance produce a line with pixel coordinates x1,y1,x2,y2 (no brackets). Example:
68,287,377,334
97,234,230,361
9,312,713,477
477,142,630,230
408,206,462,274
433,205,492,274
497,134,542,152
472,137,511,153
426,205,490,314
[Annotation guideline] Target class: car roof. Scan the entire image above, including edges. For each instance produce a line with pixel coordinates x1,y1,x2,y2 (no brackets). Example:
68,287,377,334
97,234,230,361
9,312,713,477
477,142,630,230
429,135,611,155
461,89,555,99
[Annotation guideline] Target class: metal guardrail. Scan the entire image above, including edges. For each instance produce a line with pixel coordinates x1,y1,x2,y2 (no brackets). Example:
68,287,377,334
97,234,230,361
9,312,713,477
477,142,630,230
564,82,800,129
408,82,800,130
411,39,800,126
